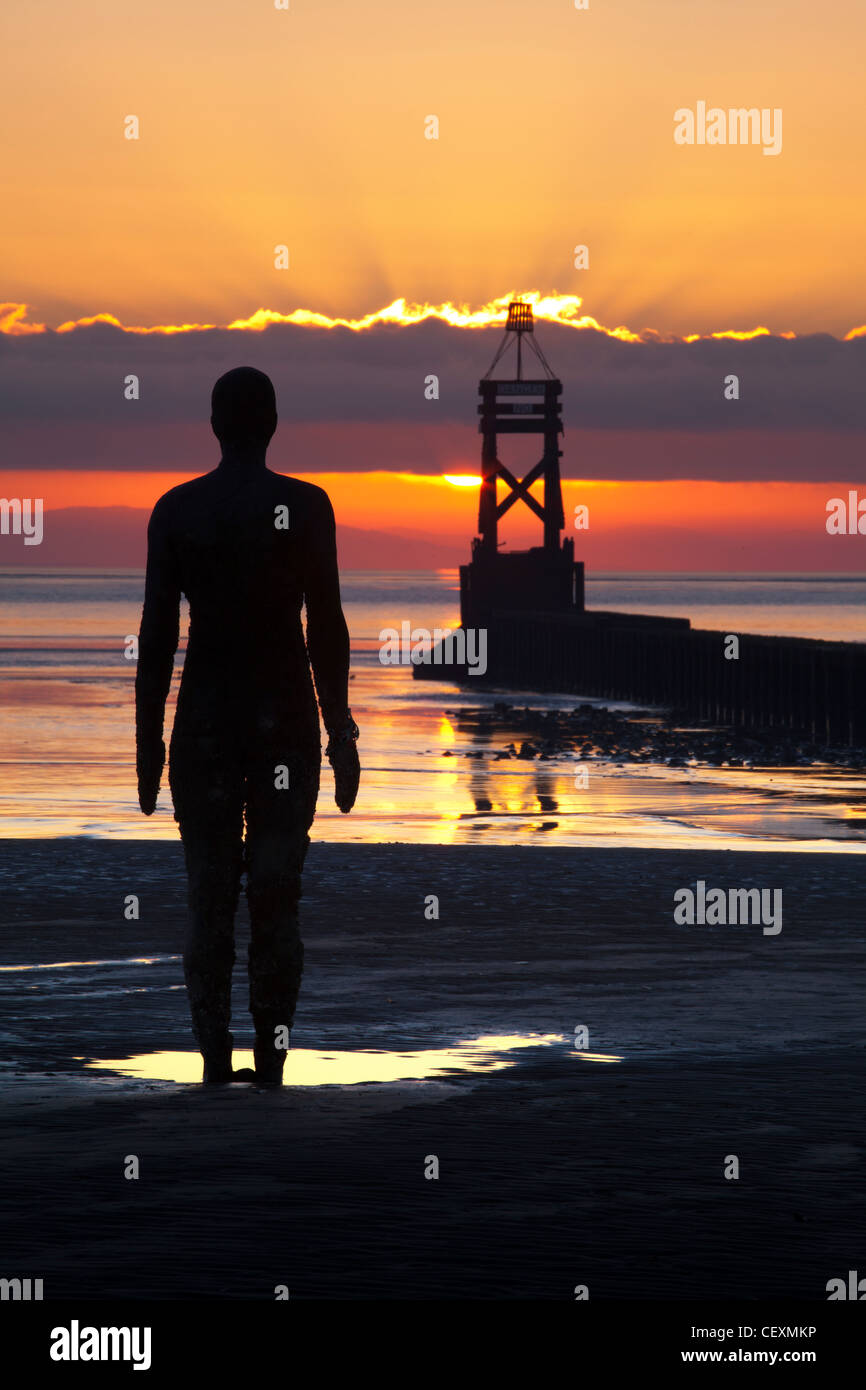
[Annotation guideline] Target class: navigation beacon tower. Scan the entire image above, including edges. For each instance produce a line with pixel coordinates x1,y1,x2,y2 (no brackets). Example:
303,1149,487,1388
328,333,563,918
459,300,584,628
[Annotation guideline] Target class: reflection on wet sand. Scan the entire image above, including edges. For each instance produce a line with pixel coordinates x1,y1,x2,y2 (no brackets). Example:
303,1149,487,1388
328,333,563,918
83,1033,622,1085
3,638,864,848
0,955,175,973
3,570,866,848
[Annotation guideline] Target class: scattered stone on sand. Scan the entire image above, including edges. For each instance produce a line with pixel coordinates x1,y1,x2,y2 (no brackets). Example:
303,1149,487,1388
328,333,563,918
442,702,865,771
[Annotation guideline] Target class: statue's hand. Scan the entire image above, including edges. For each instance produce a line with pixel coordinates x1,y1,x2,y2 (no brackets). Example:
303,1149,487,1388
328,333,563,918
137,739,165,815
327,736,360,814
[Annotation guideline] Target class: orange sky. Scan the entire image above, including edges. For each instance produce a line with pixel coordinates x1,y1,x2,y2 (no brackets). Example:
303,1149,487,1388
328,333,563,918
3,469,858,571
4,0,866,336
2,468,847,539
4,1,865,574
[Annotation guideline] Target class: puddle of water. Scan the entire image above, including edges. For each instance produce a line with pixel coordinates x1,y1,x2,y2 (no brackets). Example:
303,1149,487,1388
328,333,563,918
82,1033,622,1085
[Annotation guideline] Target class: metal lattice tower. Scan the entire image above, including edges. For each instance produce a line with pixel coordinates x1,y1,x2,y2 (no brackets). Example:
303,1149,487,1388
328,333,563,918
476,300,565,554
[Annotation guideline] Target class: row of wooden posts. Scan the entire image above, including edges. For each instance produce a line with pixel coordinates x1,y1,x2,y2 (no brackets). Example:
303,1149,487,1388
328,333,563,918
461,611,866,747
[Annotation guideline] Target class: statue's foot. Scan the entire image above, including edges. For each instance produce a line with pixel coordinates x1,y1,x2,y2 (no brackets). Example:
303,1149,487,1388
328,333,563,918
200,1028,235,1083
202,1061,231,1083
202,1061,258,1083
254,1039,287,1085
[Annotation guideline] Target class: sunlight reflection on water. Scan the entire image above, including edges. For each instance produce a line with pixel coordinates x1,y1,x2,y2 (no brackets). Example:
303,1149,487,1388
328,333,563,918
3,570,863,848
83,1033,623,1084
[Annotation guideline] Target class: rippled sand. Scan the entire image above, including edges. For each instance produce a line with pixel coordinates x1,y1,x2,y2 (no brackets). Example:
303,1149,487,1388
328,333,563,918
0,839,863,1298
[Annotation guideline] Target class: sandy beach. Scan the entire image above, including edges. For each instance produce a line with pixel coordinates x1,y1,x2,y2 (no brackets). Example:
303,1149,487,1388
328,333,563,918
1,839,863,1300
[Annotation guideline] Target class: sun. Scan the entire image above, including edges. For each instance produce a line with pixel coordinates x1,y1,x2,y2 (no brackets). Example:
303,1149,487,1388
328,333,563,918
443,474,482,487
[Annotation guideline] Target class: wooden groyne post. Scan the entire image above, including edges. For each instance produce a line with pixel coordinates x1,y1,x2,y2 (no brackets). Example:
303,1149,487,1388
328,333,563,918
414,610,866,748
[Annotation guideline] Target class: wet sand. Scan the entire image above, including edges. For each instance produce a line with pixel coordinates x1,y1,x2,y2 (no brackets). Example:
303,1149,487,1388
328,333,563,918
1,839,864,1299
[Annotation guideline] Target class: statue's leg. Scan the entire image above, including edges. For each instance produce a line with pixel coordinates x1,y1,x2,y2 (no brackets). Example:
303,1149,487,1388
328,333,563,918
244,742,321,1082
169,732,244,1082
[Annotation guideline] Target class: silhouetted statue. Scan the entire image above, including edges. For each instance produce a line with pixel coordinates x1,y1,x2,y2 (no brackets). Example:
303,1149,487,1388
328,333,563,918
135,366,359,1083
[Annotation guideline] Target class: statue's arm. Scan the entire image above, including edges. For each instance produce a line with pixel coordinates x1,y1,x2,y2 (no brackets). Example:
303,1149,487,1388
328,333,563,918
135,498,180,814
303,489,351,739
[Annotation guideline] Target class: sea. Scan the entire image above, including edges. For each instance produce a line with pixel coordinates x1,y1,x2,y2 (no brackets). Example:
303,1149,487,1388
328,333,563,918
0,569,864,851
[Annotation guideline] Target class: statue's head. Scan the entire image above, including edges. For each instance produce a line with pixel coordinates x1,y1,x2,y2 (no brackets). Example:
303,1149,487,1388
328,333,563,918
211,366,277,450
